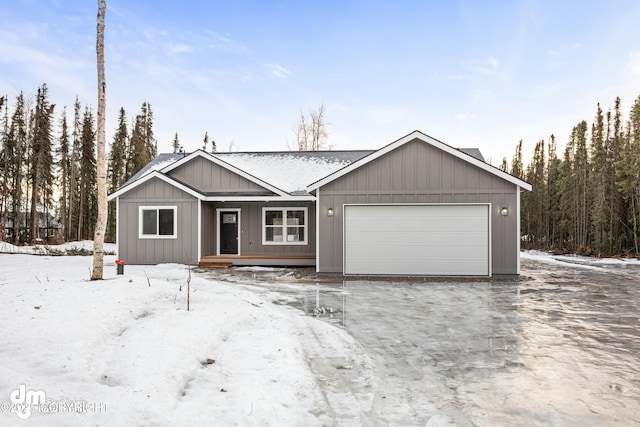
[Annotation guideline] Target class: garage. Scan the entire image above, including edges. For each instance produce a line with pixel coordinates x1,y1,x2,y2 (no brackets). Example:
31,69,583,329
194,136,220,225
344,204,490,276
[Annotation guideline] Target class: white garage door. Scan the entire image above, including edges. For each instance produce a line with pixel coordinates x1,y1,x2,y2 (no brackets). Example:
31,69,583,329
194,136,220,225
344,204,490,276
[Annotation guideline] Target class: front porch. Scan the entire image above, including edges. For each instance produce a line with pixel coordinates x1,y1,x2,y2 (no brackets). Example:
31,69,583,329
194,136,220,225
198,255,316,268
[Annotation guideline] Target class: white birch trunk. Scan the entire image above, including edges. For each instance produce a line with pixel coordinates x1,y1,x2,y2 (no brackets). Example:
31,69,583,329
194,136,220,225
92,0,107,280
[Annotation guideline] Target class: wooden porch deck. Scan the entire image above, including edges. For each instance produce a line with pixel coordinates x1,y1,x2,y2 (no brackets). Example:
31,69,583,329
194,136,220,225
198,255,316,268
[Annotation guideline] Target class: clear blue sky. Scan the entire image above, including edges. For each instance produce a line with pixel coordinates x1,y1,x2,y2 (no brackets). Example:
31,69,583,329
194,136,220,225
1,0,639,164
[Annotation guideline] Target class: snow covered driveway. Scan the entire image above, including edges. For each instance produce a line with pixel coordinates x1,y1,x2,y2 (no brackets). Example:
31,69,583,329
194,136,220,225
204,253,640,426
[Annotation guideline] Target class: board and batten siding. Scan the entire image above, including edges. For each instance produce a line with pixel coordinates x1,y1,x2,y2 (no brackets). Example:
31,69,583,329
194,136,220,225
200,201,316,257
117,177,199,265
317,138,520,274
168,156,270,194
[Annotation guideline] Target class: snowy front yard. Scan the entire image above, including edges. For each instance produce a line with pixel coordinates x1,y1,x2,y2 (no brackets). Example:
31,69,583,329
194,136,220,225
0,245,372,426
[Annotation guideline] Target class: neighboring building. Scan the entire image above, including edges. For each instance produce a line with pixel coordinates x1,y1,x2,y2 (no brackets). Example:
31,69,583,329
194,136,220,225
1,211,62,244
107,130,531,276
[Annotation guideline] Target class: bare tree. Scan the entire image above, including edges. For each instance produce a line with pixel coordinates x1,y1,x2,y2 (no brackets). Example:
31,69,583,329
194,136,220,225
92,0,107,280
291,103,331,151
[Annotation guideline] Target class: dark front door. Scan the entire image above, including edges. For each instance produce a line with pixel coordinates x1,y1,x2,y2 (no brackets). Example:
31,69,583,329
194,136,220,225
219,211,239,255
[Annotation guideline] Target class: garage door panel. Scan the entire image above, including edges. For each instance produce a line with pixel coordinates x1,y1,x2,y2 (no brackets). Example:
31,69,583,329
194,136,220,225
344,204,490,276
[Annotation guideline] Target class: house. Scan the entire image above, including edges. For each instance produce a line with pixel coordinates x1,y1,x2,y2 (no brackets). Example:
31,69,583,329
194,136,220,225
107,130,532,276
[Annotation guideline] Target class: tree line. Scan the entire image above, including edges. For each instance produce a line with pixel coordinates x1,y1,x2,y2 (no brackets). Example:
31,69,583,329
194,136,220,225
505,94,640,256
0,84,157,244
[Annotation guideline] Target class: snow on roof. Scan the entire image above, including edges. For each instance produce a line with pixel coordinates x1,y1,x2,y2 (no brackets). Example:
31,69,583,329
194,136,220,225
122,153,185,187
215,151,371,193
118,144,486,196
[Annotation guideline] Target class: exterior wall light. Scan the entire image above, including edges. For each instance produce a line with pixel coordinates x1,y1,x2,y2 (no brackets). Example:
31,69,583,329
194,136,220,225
327,208,335,217
500,207,509,216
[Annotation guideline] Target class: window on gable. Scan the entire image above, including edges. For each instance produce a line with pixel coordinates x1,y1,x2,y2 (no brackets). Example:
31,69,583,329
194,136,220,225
262,207,307,245
139,206,177,239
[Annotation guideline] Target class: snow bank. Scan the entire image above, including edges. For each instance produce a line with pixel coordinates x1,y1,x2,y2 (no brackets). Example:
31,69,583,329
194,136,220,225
0,241,116,256
522,250,640,271
0,255,371,426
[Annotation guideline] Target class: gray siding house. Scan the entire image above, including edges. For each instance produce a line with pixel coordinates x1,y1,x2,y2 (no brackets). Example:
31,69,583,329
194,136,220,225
108,130,531,276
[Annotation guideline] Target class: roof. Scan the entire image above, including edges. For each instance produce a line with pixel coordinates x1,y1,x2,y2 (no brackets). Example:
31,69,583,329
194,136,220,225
109,130,528,202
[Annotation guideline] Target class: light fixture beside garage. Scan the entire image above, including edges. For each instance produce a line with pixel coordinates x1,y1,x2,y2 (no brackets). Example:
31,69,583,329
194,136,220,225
327,208,335,217
501,207,509,216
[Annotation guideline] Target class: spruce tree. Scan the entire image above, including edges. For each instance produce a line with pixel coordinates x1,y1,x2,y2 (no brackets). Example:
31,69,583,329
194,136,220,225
106,107,128,242
28,84,55,243
172,132,180,153
573,121,589,250
510,140,524,179
589,104,609,255
126,102,157,178
68,96,82,241
56,107,70,242
0,95,7,240
202,131,209,151
546,135,562,247
628,96,640,252
522,140,546,245
4,93,27,242
78,107,97,240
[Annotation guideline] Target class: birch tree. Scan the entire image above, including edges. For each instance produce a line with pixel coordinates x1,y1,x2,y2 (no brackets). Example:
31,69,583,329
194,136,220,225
92,0,107,280
292,103,331,150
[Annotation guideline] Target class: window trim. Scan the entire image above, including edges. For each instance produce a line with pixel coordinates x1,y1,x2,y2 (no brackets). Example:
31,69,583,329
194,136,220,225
138,206,178,239
262,207,308,245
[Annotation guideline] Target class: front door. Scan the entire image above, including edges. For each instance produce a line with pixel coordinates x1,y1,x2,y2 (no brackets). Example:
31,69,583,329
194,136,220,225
219,211,239,255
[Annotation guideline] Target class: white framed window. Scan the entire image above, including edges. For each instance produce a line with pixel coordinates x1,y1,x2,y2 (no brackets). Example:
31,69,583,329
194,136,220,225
262,207,307,245
139,206,177,239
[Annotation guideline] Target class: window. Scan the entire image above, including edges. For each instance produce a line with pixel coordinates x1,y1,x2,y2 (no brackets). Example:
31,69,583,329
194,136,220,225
139,206,177,239
262,207,307,245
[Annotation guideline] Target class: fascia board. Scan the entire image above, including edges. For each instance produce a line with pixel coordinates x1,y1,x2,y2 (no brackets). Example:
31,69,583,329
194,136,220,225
202,195,316,202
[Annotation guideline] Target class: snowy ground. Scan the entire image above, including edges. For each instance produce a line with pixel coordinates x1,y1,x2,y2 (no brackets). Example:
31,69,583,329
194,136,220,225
0,243,372,426
1,245,639,426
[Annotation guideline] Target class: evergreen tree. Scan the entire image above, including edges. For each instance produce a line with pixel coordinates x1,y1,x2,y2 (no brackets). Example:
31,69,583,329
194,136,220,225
607,98,625,253
629,95,640,252
106,107,128,242
3,93,28,242
616,95,640,253
56,107,70,241
68,96,82,241
498,156,508,173
28,84,55,243
202,131,209,151
522,140,546,245
573,121,590,250
546,135,562,247
589,104,609,255
172,132,180,153
510,140,524,179
126,102,157,179
0,95,7,240
77,107,97,240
